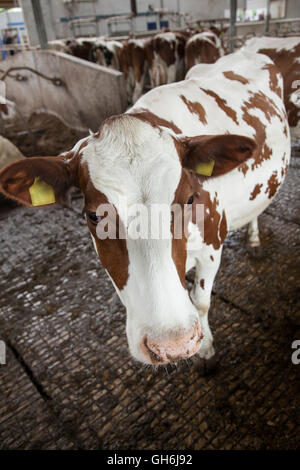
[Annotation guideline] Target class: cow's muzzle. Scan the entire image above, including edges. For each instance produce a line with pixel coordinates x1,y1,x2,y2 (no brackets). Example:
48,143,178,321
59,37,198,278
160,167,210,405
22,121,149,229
140,323,202,365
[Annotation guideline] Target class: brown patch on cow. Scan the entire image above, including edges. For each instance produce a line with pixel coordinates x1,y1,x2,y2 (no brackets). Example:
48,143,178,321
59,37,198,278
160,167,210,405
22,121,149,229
241,88,286,170
180,95,207,124
170,168,228,284
118,39,149,97
262,62,282,98
257,44,300,128
210,255,214,262
265,171,280,199
185,35,220,70
67,39,93,61
219,210,227,244
247,91,283,123
179,134,256,177
201,88,238,125
241,94,274,171
79,162,129,291
170,171,194,289
283,124,288,137
128,108,182,134
249,183,263,201
200,279,205,290
238,162,249,177
0,153,80,207
152,34,176,66
223,71,249,84
193,189,227,250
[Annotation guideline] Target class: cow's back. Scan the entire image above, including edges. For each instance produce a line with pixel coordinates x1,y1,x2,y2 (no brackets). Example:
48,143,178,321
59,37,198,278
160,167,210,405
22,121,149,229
129,51,290,230
242,36,300,139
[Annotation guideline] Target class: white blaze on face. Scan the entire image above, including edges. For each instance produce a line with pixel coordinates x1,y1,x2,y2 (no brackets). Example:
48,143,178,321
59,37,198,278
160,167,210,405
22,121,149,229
82,116,199,363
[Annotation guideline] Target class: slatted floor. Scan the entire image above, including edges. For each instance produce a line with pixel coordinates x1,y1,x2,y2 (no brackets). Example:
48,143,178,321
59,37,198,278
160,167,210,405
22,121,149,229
0,150,299,450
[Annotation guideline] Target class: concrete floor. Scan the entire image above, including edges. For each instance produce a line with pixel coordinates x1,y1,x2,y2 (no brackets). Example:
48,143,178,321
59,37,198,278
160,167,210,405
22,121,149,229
0,149,299,450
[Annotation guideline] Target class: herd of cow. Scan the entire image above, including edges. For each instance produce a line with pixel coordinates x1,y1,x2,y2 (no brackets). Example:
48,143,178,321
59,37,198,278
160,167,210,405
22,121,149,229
0,30,300,370
49,30,300,139
49,28,226,103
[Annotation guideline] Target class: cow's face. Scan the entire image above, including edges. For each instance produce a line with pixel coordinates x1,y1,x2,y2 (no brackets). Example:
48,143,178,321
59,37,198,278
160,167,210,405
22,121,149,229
0,115,255,365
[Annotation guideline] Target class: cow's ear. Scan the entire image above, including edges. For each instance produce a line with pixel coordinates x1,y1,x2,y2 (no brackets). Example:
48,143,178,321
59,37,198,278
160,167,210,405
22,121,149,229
0,155,79,207
179,134,256,177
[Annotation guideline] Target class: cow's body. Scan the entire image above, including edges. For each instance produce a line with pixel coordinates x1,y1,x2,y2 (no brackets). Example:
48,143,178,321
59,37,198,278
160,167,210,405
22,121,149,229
185,31,224,70
241,36,300,140
146,32,186,88
124,50,290,360
48,39,71,54
90,38,123,71
118,38,149,103
66,37,96,61
0,51,290,368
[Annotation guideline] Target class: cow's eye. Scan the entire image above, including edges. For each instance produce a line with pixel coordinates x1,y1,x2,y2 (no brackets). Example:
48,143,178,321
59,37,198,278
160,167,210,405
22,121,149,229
88,212,101,224
187,196,194,205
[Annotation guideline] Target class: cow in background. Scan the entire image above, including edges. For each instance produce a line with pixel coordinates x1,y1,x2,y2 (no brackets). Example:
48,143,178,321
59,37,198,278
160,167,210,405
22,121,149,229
185,30,225,71
90,38,123,71
48,39,72,54
145,32,186,87
66,37,97,61
118,38,150,104
241,36,300,141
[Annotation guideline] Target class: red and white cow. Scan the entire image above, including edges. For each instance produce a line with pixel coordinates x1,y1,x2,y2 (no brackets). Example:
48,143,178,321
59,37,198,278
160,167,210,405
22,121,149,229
118,38,150,104
241,36,300,140
0,50,290,369
146,32,186,88
90,38,123,71
185,30,225,71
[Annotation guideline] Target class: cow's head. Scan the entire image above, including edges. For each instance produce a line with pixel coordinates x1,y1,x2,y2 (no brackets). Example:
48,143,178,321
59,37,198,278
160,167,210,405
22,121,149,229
0,115,255,365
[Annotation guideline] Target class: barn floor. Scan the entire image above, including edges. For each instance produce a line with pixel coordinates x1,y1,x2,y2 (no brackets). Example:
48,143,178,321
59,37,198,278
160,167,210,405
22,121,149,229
0,141,299,450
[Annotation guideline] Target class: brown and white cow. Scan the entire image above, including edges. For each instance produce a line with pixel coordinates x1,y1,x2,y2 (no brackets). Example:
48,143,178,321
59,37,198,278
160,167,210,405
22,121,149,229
90,38,123,71
0,50,290,369
241,36,300,140
48,39,72,54
65,37,96,61
185,30,225,71
118,38,150,104
145,32,186,88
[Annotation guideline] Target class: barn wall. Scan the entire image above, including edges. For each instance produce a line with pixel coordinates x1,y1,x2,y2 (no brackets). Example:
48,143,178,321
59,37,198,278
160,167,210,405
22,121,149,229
19,0,243,44
20,0,300,46
0,49,127,131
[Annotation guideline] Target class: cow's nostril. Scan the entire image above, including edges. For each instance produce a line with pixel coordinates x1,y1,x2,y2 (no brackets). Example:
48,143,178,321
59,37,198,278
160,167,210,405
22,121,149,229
142,336,164,364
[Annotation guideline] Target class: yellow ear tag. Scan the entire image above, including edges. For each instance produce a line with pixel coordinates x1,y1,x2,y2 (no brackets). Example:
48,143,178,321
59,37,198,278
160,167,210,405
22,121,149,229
194,159,215,177
29,177,56,206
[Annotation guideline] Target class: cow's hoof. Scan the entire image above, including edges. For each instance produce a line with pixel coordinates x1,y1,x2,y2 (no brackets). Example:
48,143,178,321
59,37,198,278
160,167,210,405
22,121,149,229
247,243,264,259
193,355,218,376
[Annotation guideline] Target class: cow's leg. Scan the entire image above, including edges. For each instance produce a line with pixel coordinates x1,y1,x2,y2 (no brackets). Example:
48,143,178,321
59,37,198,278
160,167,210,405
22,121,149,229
166,63,176,84
247,216,263,258
132,80,143,103
190,247,223,374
